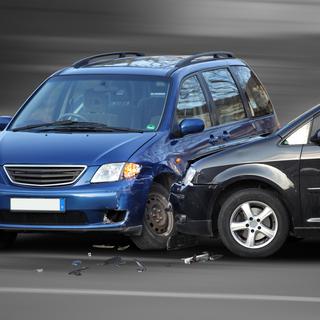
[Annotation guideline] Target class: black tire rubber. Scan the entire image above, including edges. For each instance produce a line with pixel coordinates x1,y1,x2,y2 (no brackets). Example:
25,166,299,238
0,231,17,249
218,188,289,258
131,183,174,250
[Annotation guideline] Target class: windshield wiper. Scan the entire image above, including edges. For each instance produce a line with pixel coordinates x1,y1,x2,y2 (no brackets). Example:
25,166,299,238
13,121,144,133
12,120,78,132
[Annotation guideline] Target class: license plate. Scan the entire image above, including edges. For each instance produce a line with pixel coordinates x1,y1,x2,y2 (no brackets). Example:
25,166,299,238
10,198,65,212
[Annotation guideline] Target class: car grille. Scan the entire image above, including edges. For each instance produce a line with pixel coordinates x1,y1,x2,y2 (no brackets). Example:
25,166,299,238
3,165,87,187
0,211,88,225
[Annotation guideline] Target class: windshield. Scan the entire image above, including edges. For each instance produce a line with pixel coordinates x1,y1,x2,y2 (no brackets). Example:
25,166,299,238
10,75,170,132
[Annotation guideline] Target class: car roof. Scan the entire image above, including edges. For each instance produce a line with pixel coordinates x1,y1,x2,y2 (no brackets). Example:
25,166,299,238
57,53,247,78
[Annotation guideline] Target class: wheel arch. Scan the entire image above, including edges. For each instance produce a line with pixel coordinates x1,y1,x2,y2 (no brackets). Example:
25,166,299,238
208,164,298,235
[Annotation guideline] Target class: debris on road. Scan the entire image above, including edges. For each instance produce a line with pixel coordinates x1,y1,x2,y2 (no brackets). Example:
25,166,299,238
209,254,223,262
35,268,44,273
182,252,223,264
135,259,146,272
72,260,82,267
68,267,89,276
117,244,130,251
93,244,115,249
87,252,92,257
99,256,126,267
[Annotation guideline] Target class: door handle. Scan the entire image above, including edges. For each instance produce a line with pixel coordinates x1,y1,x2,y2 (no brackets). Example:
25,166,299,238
209,134,219,144
221,130,230,141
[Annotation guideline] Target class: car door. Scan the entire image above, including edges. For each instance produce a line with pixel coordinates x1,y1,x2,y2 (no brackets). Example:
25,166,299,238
231,65,278,135
200,68,258,145
299,114,320,226
169,74,217,171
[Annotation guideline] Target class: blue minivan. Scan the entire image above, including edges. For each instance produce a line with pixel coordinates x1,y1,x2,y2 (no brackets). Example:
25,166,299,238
0,51,279,249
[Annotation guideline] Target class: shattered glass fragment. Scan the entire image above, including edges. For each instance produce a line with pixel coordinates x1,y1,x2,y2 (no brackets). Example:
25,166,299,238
72,260,82,267
135,259,146,272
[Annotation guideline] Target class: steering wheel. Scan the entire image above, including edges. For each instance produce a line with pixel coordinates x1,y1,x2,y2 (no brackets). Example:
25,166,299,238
58,113,89,122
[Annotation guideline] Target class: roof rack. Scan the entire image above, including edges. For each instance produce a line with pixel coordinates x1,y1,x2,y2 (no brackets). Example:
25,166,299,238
72,52,145,68
175,51,235,68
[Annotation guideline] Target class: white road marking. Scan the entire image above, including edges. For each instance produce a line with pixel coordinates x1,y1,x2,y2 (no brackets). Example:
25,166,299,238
0,287,319,303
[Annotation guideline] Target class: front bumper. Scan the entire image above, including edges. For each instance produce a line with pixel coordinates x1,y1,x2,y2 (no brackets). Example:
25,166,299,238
0,177,153,234
170,183,215,237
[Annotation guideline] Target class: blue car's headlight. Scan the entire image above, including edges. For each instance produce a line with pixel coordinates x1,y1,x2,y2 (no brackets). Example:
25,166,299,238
91,163,141,183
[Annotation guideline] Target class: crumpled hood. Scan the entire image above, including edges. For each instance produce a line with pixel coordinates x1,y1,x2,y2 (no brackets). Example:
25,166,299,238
0,131,156,166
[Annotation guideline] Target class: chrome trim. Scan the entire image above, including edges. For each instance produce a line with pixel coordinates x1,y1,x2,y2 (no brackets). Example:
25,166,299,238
3,164,87,187
307,218,320,223
307,187,320,191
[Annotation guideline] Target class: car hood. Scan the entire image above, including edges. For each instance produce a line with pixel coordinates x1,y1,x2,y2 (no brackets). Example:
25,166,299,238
0,131,157,166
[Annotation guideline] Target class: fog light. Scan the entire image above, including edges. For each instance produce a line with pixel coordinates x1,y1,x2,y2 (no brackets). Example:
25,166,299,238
103,210,127,224
103,214,112,224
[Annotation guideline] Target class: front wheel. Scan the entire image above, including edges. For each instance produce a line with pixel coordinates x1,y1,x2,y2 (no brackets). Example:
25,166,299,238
131,183,174,250
218,189,289,258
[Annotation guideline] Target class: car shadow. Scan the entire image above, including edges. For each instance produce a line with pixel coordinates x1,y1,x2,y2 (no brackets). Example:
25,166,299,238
7,233,320,263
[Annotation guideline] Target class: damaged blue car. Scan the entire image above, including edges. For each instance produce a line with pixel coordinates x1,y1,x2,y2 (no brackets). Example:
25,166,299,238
0,51,278,249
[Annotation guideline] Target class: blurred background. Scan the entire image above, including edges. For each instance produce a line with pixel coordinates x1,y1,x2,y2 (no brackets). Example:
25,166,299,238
1,0,320,124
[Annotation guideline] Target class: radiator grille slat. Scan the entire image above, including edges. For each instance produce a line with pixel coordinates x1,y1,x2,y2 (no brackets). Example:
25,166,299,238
4,165,86,187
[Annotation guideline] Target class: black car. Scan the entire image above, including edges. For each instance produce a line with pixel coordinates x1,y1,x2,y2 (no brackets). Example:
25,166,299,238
170,104,320,257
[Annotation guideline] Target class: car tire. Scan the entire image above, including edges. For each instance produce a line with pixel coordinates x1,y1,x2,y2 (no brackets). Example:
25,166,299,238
132,183,174,250
218,188,289,258
0,231,17,249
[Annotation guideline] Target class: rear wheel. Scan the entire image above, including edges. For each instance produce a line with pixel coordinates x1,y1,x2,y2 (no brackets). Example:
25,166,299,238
0,231,17,249
131,183,174,250
218,189,289,258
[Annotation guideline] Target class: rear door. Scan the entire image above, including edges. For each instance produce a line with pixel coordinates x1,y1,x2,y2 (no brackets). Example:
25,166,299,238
200,68,258,143
231,65,279,134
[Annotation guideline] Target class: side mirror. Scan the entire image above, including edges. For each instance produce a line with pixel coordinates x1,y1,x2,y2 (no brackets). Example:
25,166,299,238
310,129,320,145
0,116,12,131
179,118,205,137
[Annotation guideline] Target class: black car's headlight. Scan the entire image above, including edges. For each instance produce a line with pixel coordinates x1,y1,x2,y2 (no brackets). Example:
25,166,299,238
182,166,197,186
91,163,141,183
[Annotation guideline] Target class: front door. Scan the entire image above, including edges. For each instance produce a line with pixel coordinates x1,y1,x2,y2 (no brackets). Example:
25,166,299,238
300,114,320,226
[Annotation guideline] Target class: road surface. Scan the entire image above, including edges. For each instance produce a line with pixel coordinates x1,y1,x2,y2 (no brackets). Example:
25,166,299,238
0,233,319,320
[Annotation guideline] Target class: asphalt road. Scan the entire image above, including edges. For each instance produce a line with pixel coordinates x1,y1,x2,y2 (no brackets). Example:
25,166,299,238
0,233,320,320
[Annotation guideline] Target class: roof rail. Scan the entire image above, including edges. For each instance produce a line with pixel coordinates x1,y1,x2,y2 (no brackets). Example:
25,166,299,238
175,51,235,68
72,52,145,68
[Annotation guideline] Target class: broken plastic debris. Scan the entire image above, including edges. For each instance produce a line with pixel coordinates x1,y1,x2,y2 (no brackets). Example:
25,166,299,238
93,244,115,249
88,252,92,257
209,254,223,262
72,260,82,267
68,267,89,276
135,259,146,272
117,244,130,251
35,268,44,273
182,252,223,264
99,256,126,267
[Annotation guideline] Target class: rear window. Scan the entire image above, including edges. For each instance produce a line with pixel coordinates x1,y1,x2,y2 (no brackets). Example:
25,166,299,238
232,66,273,117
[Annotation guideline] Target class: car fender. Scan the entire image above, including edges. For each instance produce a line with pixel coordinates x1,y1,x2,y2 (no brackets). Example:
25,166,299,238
210,163,300,227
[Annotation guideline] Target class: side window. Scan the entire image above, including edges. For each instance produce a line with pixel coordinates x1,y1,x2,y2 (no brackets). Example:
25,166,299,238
233,66,273,117
202,69,246,125
177,76,212,128
282,121,311,145
310,115,320,140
